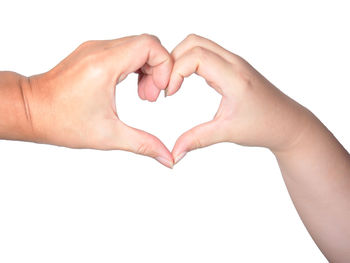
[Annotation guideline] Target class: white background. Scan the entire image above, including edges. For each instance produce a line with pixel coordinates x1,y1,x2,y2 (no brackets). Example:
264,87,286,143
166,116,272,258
0,0,349,262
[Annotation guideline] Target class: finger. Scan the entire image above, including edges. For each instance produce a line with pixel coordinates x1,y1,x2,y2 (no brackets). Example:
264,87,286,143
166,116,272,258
166,46,233,96
115,121,173,168
137,73,147,100
172,34,237,63
138,74,161,102
111,34,173,91
172,119,223,165
138,64,162,101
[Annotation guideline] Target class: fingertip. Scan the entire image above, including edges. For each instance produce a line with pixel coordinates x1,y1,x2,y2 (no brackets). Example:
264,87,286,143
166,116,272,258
166,73,184,97
147,90,160,102
118,122,173,166
173,151,187,165
139,74,161,102
155,156,174,169
152,138,174,168
171,133,191,162
172,120,221,165
145,78,161,102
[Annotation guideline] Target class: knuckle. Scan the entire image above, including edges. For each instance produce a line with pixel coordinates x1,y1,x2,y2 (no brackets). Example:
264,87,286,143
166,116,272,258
78,40,97,50
232,62,254,91
191,46,207,61
75,42,105,73
237,70,253,88
228,52,242,64
138,33,160,45
81,54,104,77
136,142,152,156
186,33,200,43
194,136,203,149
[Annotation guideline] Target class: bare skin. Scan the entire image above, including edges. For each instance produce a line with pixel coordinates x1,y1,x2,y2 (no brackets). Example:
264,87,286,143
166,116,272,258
167,34,350,262
0,34,349,261
0,34,174,168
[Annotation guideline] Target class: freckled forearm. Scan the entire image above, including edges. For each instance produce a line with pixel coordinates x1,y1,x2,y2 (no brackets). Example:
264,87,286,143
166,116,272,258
0,71,35,141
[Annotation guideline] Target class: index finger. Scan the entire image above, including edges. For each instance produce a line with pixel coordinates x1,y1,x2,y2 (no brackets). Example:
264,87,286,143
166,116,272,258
172,34,238,64
166,46,234,96
109,34,173,90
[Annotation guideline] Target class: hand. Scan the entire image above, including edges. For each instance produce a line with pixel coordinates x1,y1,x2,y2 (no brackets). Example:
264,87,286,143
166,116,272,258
167,34,311,163
24,34,174,167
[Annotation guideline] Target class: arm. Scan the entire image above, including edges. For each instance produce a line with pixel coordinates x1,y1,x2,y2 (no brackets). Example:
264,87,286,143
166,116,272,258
167,34,350,262
274,115,350,262
0,34,174,168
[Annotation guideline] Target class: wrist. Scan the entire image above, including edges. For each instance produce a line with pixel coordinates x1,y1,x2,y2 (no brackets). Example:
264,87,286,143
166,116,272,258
0,72,37,141
263,87,318,155
23,73,53,144
259,90,319,155
271,109,323,158
18,75,35,140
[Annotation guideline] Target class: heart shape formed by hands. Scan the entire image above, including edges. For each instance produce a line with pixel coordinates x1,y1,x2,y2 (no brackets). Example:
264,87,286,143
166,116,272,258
26,34,302,169
113,33,242,167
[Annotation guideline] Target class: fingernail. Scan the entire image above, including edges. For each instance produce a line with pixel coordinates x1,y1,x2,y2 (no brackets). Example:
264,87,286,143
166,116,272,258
174,152,187,164
164,87,168,97
155,156,173,169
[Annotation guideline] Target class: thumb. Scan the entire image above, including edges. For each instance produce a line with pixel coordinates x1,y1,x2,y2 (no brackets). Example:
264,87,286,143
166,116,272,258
114,121,173,168
172,120,223,165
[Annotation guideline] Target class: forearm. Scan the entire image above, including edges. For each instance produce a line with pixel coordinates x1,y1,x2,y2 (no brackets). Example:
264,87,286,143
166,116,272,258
273,113,350,262
0,71,35,141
